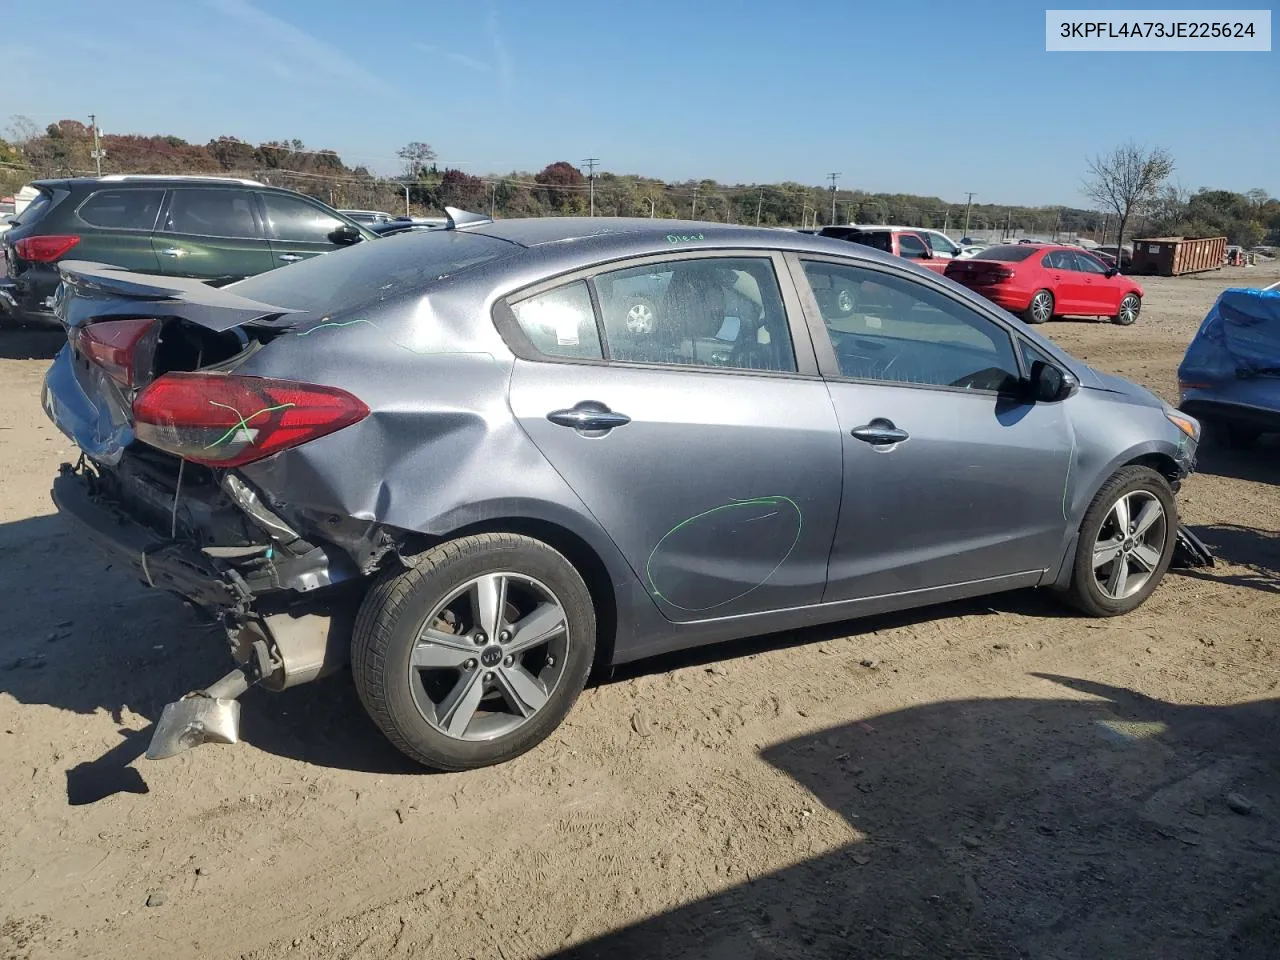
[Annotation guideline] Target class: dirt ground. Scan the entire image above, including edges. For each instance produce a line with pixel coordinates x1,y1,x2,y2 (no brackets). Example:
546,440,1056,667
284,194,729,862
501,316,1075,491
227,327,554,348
2,263,1279,960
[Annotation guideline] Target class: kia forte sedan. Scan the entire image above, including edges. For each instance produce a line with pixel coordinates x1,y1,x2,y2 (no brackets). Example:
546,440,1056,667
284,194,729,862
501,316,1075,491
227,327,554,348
43,212,1201,771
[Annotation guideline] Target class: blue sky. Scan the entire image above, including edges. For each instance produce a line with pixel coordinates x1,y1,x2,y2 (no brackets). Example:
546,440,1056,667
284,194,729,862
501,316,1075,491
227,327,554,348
5,0,1276,205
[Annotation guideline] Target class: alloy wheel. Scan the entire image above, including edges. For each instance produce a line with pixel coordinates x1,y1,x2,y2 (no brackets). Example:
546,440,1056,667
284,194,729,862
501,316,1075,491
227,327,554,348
1117,295,1139,325
1031,292,1053,323
407,573,570,741
1091,491,1168,601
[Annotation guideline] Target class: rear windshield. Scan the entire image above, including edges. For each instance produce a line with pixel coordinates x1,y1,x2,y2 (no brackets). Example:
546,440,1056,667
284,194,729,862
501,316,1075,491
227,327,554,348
11,188,55,227
971,244,1038,262
228,230,517,314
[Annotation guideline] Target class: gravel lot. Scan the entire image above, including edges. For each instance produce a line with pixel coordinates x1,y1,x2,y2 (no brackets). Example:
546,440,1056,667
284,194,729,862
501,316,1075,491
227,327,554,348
2,263,1279,960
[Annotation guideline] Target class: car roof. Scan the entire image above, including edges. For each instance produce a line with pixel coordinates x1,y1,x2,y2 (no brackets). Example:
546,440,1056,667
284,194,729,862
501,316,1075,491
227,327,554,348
460,217,912,273
30,176,282,191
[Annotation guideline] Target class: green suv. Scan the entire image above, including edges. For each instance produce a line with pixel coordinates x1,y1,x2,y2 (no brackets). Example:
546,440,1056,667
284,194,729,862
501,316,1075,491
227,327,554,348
0,175,376,327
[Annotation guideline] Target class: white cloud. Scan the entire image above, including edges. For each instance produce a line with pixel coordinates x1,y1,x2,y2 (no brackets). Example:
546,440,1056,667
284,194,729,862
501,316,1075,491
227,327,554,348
205,0,395,98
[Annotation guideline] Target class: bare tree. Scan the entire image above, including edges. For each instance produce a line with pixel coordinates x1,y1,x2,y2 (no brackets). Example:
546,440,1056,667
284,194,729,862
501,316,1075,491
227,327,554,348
5,115,41,145
397,141,437,180
1082,142,1174,261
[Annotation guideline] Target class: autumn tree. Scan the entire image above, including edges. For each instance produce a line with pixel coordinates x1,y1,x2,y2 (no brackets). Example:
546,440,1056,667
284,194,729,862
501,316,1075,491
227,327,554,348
534,162,586,213
1082,142,1174,258
398,141,437,180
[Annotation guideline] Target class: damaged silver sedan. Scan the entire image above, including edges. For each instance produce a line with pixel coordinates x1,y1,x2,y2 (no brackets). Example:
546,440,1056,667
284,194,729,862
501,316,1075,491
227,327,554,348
42,210,1210,770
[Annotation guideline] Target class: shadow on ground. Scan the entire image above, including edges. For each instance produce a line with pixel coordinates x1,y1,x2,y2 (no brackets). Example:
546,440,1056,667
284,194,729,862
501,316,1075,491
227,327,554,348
0,326,64,361
0,511,1085,803
1194,436,1280,485
1181,522,1280,594
550,678,1280,960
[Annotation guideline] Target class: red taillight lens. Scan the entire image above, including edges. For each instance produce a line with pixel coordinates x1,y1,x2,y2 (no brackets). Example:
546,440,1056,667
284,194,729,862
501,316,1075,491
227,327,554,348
132,373,370,468
14,235,80,262
78,318,160,389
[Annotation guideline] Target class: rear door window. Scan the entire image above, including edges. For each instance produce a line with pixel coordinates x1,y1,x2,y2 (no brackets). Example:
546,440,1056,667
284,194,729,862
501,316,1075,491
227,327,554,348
510,282,604,360
164,188,260,239
77,189,164,230
593,257,797,372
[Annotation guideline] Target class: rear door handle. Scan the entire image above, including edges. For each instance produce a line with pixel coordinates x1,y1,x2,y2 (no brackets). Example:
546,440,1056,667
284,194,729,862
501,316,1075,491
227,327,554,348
851,418,909,446
278,254,304,263
158,247,186,258
547,402,631,432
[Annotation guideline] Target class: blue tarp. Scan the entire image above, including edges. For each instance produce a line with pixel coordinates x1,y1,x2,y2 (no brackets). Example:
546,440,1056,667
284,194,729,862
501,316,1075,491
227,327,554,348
1179,287,1280,381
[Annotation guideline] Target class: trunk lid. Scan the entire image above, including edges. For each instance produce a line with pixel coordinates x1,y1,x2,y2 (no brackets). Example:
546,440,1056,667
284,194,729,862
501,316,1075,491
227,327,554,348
42,261,300,464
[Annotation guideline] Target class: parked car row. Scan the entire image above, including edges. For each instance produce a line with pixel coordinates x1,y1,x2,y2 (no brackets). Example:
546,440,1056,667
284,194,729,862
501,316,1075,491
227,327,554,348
40,211,1206,770
1,176,377,327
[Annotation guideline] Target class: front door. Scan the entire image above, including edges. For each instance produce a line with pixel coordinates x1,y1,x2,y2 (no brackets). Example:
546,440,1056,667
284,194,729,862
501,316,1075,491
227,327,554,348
503,253,844,623
152,187,274,282
790,256,1073,601
1071,250,1121,315
260,191,352,267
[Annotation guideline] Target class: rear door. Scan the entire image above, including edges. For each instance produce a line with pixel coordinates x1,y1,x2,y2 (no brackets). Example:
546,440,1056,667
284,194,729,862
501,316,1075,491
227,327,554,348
501,252,844,623
73,187,164,274
260,191,354,266
153,187,274,281
789,254,1072,601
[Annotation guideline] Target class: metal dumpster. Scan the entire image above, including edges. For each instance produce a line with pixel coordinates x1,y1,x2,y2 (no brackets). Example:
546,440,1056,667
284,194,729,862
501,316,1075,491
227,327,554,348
1131,236,1227,276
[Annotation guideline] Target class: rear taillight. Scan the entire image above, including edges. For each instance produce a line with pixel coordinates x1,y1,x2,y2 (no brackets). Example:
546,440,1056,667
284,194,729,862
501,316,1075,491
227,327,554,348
78,318,160,389
14,235,80,262
132,373,369,468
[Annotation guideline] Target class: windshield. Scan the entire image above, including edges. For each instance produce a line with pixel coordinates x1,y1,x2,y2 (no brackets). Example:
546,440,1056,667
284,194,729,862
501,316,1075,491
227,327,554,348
229,230,517,314
971,244,1038,262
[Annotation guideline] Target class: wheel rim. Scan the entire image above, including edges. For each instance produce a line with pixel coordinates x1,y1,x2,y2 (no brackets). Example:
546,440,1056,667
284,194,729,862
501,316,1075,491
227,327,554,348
1091,491,1168,601
626,301,654,334
407,572,570,742
1032,292,1052,322
1119,296,1138,324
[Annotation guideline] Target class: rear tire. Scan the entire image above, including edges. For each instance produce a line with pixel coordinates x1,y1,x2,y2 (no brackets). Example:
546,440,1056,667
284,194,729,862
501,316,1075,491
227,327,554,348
1023,289,1053,324
1060,466,1177,617
351,533,596,771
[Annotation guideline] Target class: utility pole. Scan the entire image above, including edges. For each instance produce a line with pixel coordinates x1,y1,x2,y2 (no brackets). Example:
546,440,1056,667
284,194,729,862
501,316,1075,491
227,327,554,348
582,158,599,217
962,191,975,238
827,172,841,225
646,197,655,218
88,114,105,176
756,188,764,227
402,182,411,216
490,181,497,219
691,184,699,219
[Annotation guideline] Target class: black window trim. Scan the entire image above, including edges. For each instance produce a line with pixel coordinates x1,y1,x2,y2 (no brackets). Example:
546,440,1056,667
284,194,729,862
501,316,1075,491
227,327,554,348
783,250,1033,396
492,248,823,380
156,186,266,241
73,187,165,233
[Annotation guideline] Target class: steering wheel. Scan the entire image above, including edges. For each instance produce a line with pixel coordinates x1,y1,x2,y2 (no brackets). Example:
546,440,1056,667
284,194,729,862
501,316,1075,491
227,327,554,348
949,366,1016,391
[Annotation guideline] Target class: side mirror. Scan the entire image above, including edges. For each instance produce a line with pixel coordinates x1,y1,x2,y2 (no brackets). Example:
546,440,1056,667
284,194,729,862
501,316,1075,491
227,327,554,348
329,224,363,246
1104,266,1119,278
1028,359,1079,403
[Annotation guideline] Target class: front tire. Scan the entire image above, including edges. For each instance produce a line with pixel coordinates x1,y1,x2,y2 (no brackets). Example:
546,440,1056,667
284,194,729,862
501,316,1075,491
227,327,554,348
1112,293,1141,326
351,533,597,771
1023,289,1054,324
1061,466,1177,617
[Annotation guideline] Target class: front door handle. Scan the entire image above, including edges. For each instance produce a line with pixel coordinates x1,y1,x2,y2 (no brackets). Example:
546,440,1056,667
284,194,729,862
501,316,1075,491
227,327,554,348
278,253,304,263
158,247,186,258
547,402,631,432
851,418,909,446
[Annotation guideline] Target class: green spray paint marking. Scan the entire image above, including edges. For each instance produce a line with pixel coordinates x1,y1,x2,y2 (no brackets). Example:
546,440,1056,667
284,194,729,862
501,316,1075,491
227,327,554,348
295,316,449,356
645,495,802,612
295,318,377,337
203,400,296,450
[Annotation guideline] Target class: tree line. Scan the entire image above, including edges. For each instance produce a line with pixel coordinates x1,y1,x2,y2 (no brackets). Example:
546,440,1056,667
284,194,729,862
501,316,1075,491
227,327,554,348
2,118,1276,246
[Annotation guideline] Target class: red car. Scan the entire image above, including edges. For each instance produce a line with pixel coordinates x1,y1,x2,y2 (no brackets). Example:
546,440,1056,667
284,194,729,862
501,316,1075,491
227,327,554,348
944,243,1144,325
819,226,950,275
